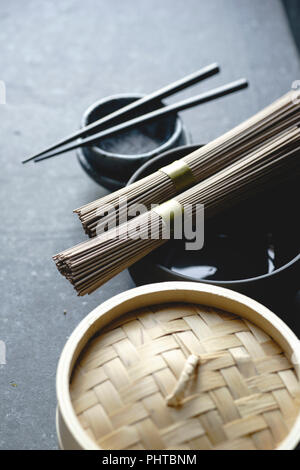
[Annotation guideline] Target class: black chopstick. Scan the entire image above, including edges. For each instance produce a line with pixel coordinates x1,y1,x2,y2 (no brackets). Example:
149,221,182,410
32,78,248,163
22,63,220,164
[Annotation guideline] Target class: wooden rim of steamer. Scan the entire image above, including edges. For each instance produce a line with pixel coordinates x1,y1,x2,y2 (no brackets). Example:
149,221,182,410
56,281,300,450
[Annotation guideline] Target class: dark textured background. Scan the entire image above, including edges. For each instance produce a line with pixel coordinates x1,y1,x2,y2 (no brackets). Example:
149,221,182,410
0,0,299,450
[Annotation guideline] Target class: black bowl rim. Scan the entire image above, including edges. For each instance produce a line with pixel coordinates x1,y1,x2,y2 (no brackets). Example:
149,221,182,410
80,93,184,161
128,144,300,286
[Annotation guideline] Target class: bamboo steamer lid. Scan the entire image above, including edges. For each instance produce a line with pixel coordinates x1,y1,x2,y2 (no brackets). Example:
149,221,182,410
56,282,300,450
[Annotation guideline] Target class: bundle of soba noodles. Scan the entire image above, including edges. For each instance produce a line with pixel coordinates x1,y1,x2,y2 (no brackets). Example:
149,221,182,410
54,125,300,295
75,90,300,238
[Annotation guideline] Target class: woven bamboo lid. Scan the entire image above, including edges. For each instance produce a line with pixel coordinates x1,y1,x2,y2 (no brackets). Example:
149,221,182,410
56,282,300,450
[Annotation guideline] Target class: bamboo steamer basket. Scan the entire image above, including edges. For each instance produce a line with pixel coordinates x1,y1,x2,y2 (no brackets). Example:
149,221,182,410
56,282,300,450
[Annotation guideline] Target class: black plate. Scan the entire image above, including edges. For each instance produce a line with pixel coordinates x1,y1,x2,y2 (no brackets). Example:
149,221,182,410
128,144,300,309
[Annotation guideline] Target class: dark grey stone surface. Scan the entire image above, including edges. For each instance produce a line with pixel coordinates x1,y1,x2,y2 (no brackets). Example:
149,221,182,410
283,0,300,52
0,0,299,450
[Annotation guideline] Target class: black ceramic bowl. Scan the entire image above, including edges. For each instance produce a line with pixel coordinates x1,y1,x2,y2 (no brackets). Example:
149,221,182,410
77,93,187,190
128,144,300,309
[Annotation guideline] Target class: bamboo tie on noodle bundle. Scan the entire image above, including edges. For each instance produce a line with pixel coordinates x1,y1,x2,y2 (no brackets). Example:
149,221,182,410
54,125,300,295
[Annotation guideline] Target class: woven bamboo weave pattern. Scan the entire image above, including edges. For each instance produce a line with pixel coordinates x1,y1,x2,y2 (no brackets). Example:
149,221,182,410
70,303,300,450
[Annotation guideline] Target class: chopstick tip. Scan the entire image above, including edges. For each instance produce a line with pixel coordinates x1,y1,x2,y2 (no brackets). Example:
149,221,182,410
22,157,33,164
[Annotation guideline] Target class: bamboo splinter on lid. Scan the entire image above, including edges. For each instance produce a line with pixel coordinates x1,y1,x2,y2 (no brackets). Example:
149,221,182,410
56,282,300,450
